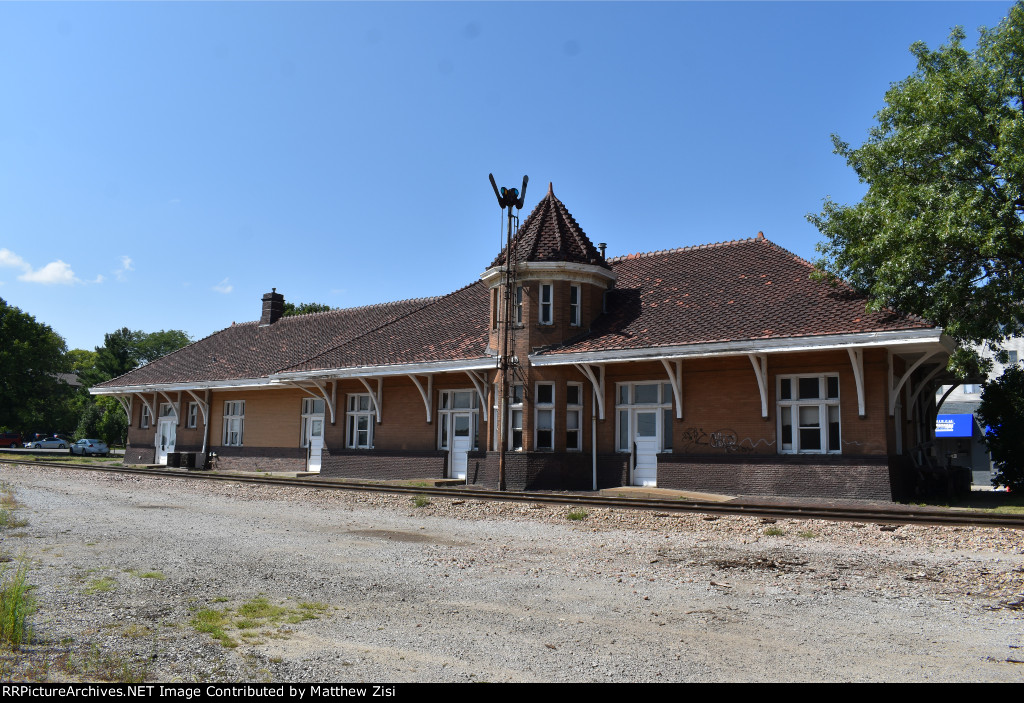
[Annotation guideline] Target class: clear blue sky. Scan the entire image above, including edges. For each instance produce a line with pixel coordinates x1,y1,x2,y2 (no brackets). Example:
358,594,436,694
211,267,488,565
0,1,1016,352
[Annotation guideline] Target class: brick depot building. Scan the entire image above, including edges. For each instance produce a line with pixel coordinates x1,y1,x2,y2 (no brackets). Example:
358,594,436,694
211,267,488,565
93,185,953,500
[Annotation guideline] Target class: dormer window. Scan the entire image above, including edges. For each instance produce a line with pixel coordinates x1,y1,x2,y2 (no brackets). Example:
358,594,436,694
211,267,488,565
539,284,553,325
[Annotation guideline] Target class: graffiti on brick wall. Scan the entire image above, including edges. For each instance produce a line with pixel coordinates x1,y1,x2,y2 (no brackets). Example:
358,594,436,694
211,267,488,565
679,427,775,454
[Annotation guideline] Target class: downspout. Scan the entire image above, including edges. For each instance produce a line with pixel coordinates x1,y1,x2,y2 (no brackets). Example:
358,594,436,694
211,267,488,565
591,385,598,491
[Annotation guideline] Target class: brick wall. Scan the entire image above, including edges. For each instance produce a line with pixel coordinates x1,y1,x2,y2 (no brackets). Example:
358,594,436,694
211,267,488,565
467,451,628,491
210,446,305,472
319,449,447,480
654,454,894,501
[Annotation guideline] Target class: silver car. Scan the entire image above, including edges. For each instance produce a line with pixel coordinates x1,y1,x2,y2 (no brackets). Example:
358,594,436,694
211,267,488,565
27,437,68,449
70,439,109,456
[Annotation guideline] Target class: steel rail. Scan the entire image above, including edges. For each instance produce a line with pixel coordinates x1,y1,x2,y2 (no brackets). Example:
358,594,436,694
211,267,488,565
4,459,1024,530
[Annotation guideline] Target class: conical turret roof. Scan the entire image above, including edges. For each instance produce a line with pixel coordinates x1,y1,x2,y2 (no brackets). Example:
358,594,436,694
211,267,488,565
489,183,611,270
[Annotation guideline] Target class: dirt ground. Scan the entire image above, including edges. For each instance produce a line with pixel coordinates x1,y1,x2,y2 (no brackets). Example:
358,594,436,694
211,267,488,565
1,463,1022,682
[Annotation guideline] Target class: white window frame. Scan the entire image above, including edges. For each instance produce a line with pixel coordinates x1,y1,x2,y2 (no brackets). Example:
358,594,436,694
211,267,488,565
301,397,326,448
346,393,374,449
186,402,198,429
437,389,480,451
507,384,524,451
223,401,245,447
569,284,581,327
534,382,555,450
566,382,583,452
514,285,523,325
777,374,841,454
539,283,553,325
615,382,674,453
140,404,151,429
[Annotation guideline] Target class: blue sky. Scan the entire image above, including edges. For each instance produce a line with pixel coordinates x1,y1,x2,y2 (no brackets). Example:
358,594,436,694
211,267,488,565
0,1,1016,352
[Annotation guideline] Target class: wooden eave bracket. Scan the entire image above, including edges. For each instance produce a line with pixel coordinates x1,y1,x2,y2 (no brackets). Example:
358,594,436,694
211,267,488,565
184,389,209,426
748,354,768,419
465,371,489,422
133,393,155,426
908,364,946,421
847,348,866,418
358,377,383,423
889,351,940,416
114,395,133,423
573,363,606,420
408,374,434,423
660,359,683,420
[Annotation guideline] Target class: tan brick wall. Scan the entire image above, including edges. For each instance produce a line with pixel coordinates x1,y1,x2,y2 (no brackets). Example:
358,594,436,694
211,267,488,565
210,388,305,449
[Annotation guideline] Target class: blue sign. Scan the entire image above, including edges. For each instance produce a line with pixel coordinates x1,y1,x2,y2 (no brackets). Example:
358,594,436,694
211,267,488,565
935,414,974,437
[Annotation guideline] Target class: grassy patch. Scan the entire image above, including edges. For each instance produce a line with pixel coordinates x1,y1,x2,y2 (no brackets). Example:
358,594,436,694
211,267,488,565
192,597,330,649
763,527,786,537
126,569,166,580
566,508,588,521
85,577,117,594
404,481,430,488
0,483,29,529
797,530,817,539
0,557,35,649
74,645,151,683
411,495,431,508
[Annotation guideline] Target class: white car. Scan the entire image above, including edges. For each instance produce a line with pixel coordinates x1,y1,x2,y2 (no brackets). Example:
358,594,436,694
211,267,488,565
70,439,109,457
27,437,68,449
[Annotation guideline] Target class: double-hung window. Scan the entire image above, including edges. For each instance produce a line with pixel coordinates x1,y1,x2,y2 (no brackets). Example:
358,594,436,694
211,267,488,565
566,383,583,451
186,402,198,429
140,405,151,429
569,285,581,327
346,394,374,449
539,283,553,325
777,374,840,454
514,285,523,325
223,401,245,446
535,383,554,450
508,384,524,450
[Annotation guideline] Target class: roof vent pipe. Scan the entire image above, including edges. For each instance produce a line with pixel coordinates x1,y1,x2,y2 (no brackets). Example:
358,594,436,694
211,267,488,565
260,288,285,326
598,242,607,259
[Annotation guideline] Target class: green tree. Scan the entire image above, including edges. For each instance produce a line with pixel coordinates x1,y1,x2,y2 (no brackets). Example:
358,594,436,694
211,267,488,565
809,3,1024,374
282,302,331,317
977,366,1024,491
0,297,72,432
85,327,192,385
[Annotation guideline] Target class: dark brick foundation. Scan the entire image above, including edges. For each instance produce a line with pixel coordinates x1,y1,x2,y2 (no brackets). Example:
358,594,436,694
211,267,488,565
319,449,448,480
211,446,305,472
124,445,155,465
467,452,629,491
655,454,894,501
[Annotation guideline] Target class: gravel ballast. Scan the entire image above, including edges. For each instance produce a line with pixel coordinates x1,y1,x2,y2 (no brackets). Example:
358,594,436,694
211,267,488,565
0,463,1022,682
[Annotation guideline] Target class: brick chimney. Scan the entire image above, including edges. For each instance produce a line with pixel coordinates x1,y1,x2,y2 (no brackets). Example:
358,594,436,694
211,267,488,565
260,288,285,326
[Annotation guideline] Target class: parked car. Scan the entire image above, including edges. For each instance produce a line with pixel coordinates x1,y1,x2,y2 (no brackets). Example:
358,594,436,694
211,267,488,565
70,439,109,457
26,437,68,449
0,432,23,448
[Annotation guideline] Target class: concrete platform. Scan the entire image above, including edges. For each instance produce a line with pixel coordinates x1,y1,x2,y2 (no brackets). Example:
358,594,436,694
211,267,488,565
598,486,736,502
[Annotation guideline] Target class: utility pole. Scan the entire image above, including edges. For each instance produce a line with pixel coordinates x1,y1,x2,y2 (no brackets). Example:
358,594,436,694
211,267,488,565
488,173,528,492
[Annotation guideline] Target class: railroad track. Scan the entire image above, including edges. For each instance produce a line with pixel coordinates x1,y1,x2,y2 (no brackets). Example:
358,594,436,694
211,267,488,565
4,458,1023,530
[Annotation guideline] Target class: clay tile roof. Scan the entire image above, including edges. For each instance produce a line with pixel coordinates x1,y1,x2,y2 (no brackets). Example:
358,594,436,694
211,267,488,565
282,281,490,372
538,236,934,356
489,186,611,269
93,296,439,387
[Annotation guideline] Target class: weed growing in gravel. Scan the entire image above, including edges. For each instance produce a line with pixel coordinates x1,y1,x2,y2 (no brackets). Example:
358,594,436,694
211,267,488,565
797,530,817,539
763,527,786,537
126,569,166,580
192,597,331,649
566,508,588,521
411,495,431,508
0,483,28,529
85,577,117,594
0,556,35,649
74,644,151,683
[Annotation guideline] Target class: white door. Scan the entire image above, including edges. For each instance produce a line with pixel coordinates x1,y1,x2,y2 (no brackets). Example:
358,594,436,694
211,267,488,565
632,410,659,486
156,419,176,465
450,413,472,479
306,417,324,473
